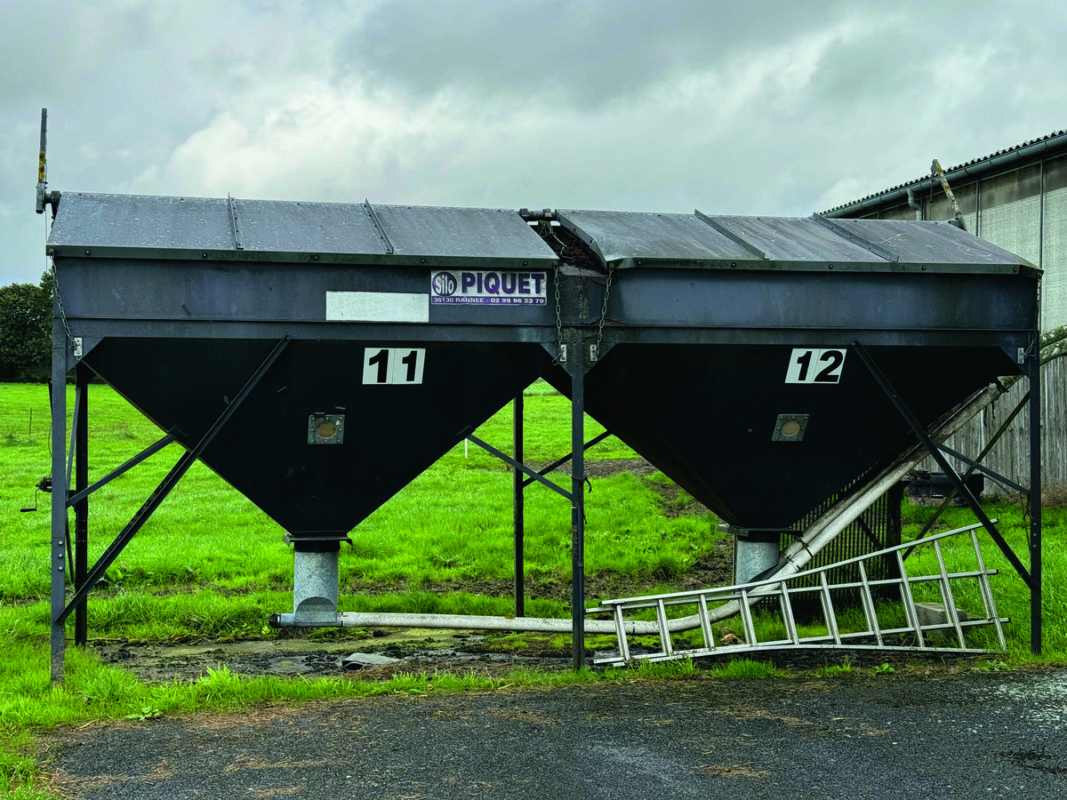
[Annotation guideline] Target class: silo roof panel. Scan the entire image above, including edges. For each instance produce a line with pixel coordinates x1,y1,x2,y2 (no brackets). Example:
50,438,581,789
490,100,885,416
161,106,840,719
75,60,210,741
48,193,558,267
555,210,755,266
708,216,889,263
233,199,389,254
372,204,556,262
839,218,1039,267
556,209,1036,274
48,193,236,253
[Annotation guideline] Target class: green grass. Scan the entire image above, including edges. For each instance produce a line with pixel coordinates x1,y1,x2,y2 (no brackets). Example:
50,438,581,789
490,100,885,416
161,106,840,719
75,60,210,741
1,380,1066,797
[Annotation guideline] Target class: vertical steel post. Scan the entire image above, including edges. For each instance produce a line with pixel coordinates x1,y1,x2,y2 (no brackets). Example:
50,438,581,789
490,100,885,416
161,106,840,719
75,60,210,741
74,366,89,646
571,360,586,670
1029,350,1042,654
50,315,68,683
513,392,525,618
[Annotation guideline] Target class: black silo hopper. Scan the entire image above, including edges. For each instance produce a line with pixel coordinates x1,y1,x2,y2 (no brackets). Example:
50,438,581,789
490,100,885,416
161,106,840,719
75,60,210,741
48,194,559,539
543,211,1040,534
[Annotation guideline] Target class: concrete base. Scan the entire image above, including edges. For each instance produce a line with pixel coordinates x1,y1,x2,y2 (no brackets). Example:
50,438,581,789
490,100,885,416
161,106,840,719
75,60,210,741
914,601,971,627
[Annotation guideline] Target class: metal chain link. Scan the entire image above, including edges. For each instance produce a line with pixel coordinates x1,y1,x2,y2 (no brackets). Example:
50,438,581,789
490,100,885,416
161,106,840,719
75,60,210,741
592,263,614,361
44,214,76,353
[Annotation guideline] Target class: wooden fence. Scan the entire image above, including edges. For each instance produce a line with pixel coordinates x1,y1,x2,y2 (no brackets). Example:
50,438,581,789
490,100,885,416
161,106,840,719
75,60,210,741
919,355,1066,497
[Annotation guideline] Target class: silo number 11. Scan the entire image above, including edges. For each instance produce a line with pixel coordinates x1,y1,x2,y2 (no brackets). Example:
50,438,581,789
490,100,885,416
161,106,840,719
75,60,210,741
785,348,846,384
363,348,426,385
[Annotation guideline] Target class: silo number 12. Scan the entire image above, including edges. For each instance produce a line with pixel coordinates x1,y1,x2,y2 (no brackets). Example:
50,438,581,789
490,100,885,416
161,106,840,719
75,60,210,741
363,348,426,385
785,348,846,384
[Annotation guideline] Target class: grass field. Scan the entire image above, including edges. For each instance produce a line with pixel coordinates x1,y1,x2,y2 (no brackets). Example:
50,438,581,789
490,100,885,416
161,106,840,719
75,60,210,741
1,380,1065,797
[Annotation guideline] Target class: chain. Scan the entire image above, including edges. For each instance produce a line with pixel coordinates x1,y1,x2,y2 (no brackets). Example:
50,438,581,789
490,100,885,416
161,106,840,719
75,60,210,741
44,213,76,353
592,263,614,361
50,261,76,354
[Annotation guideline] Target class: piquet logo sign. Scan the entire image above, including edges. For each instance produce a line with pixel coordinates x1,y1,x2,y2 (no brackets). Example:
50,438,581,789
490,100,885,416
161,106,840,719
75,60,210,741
430,270,548,306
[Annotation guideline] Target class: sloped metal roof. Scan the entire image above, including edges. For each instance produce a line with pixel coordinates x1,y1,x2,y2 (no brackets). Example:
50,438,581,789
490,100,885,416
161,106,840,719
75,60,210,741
557,209,1038,274
822,129,1067,217
47,192,559,268
47,192,1038,276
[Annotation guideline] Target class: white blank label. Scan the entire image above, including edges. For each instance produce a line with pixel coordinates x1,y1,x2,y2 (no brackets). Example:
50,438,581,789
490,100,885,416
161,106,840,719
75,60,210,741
326,292,429,323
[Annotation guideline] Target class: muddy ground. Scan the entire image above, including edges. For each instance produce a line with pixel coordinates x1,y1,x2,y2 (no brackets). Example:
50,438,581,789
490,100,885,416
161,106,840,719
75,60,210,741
94,629,584,684
88,459,735,685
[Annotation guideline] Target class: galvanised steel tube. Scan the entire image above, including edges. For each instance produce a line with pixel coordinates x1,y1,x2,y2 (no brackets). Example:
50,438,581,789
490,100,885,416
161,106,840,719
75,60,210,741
292,549,341,626
269,611,655,635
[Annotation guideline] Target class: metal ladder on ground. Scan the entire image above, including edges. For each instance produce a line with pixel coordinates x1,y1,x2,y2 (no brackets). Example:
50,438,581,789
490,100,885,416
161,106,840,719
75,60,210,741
588,521,1007,667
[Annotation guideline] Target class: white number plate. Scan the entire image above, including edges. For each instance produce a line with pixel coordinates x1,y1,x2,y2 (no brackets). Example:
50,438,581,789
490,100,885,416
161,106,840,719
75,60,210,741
362,348,426,385
785,348,846,384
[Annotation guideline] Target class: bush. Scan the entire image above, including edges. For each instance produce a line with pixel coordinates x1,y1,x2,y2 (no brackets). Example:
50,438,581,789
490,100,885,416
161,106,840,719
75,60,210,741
0,273,52,383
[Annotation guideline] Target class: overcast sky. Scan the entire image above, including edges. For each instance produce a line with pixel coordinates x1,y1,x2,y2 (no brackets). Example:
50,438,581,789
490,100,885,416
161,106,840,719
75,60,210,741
2,0,1065,286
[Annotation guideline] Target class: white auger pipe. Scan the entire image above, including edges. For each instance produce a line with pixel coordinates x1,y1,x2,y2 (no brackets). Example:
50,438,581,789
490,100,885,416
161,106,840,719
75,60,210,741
270,611,665,635
271,384,1003,638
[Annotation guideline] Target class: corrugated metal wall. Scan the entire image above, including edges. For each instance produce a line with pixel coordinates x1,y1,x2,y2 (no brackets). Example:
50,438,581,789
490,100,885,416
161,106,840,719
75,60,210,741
863,153,1067,333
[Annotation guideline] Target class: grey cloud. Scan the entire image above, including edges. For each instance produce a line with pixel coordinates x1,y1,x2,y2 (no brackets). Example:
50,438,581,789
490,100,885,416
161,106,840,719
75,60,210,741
2,0,1067,288
332,0,856,107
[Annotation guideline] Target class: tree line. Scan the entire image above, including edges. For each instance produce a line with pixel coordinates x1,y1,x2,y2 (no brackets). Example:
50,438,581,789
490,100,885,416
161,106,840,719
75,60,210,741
0,272,53,382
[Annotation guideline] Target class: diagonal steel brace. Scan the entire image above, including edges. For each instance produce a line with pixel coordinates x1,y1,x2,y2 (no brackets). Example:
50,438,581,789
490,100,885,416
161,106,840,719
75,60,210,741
933,442,1030,496
66,433,177,508
908,390,1030,553
465,432,574,502
56,336,291,623
852,340,1033,589
522,430,612,488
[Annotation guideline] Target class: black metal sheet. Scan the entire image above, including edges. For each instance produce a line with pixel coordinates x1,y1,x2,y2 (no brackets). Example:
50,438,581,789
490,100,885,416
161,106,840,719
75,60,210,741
83,338,549,537
53,257,558,329
545,342,1018,528
602,268,1038,332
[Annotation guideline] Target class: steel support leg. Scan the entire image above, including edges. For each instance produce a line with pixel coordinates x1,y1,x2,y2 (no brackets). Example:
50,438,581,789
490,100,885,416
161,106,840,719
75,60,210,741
571,363,586,670
513,392,525,618
50,317,68,683
1028,350,1042,654
74,366,89,646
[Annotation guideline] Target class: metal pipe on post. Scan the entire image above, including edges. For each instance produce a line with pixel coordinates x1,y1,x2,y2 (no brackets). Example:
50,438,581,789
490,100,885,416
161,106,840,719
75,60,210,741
513,392,525,618
50,314,68,684
1029,349,1043,654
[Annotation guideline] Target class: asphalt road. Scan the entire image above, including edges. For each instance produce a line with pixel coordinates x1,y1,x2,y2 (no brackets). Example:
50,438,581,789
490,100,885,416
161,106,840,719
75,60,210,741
42,667,1067,799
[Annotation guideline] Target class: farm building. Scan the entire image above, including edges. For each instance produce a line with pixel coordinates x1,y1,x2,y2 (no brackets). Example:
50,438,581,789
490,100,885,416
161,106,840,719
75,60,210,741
823,131,1067,494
